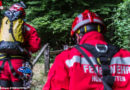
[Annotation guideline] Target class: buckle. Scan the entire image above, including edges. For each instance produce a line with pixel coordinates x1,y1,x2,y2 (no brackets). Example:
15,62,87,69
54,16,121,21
95,44,108,53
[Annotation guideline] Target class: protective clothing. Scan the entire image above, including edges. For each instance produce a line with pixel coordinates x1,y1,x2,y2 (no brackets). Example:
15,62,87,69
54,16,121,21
43,31,130,90
0,23,41,89
71,10,105,36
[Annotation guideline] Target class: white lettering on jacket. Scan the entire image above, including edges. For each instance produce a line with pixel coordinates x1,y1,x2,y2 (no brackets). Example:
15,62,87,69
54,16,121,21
65,56,130,75
92,75,126,82
65,55,130,82
83,65,130,75
66,56,130,67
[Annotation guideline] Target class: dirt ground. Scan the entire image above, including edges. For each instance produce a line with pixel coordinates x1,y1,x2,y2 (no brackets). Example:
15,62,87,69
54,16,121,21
31,63,47,90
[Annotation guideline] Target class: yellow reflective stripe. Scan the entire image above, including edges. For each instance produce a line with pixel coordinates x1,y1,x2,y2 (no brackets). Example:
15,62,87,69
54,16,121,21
0,55,23,59
76,29,80,34
0,53,6,56
84,26,87,32
97,58,101,65
11,56,23,58
0,53,6,59
98,25,101,32
0,56,6,59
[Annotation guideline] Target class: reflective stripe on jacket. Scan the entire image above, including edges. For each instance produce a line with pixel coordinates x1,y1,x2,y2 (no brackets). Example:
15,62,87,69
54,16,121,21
43,31,130,90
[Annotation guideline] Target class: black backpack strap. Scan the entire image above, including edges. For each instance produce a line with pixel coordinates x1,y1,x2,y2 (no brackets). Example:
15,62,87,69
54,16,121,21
8,60,22,80
5,56,23,81
9,21,15,40
0,57,23,82
75,44,119,90
75,45,112,90
0,59,7,74
75,45,98,75
80,44,119,89
80,44,119,63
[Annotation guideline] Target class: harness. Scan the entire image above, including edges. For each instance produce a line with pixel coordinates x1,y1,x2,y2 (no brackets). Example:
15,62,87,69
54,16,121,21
75,44,119,90
0,54,32,88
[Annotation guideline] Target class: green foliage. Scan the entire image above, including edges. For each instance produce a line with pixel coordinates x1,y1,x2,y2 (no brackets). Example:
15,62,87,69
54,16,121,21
26,0,122,49
109,0,130,50
0,0,123,50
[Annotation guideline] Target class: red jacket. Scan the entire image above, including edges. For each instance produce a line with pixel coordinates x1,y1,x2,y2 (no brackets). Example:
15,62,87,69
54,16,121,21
23,23,41,53
43,31,130,90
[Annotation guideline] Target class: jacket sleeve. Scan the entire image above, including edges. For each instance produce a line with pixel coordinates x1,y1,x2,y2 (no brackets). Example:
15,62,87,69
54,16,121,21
23,23,41,53
43,51,70,90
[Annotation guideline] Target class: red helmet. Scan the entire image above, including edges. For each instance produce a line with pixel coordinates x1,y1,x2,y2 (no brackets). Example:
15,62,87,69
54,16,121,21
9,2,26,17
71,10,106,36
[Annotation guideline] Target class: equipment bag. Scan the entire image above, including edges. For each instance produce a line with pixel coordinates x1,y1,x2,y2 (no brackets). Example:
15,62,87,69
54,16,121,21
0,16,24,55
75,44,119,90
18,61,33,88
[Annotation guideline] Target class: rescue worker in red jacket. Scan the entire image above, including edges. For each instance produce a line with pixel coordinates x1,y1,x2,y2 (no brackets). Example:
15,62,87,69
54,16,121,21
0,2,41,89
43,9,130,90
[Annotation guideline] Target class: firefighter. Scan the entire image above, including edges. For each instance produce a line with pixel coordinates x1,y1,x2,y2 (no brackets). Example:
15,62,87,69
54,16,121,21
0,2,41,89
43,10,130,90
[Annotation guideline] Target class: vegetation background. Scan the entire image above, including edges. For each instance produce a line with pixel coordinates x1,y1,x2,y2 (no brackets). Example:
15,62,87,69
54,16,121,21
0,0,130,89
1,0,130,50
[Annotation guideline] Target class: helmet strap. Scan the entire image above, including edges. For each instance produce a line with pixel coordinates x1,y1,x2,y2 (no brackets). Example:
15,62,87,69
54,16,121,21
74,24,103,44
76,24,103,35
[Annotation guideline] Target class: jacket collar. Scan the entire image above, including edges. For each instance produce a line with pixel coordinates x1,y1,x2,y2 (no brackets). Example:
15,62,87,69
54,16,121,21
79,31,107,45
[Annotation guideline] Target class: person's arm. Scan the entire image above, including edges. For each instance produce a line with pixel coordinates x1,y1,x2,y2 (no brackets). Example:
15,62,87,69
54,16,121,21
43,52,70,90
23,23,41,53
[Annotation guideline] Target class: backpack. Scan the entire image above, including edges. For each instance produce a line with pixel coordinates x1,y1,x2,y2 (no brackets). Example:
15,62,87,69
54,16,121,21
0,13,25,55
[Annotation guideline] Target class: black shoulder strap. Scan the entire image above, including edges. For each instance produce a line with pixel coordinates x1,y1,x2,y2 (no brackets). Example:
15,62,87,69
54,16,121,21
75,44,119,90
81,44,119,58
75,45,98,74
9,21,16,41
